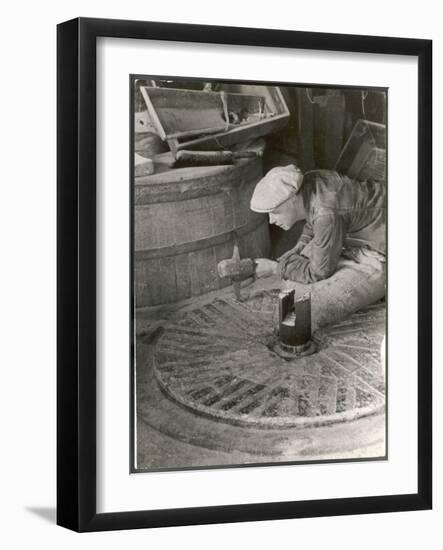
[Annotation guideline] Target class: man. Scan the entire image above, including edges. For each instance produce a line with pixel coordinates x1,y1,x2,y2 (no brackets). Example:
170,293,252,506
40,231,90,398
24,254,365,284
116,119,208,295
250,164,386,286
250,165,386,328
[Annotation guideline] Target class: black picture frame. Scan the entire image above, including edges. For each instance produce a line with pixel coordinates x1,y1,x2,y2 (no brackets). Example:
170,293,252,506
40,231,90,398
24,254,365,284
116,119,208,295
57,17,432,532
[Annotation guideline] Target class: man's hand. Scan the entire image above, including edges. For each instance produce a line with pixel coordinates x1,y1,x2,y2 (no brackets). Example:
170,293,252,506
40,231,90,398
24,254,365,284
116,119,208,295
255,259,278,278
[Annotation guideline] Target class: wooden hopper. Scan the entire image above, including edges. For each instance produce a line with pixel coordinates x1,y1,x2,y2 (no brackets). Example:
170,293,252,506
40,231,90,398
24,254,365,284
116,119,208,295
140,85,289,154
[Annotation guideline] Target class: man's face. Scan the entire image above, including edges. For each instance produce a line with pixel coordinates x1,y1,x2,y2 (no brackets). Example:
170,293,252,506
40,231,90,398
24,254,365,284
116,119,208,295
268,196,304,230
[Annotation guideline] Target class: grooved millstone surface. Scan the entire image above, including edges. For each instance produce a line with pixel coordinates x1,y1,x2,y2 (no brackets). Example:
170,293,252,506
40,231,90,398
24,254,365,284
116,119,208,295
153,290,385,429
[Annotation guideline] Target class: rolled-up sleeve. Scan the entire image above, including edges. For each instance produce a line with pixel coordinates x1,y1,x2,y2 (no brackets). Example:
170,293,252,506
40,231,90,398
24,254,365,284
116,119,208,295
278,211,344,283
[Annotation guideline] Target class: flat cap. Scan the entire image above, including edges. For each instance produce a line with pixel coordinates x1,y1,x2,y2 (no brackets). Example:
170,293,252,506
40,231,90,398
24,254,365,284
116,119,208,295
250,165,303,213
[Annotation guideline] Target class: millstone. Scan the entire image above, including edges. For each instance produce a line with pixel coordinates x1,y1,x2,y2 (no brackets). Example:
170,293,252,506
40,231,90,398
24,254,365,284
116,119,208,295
153,290,385,429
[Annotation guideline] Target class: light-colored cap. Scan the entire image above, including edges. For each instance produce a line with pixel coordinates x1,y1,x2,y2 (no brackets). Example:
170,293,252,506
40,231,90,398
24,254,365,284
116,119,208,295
250,165,303,213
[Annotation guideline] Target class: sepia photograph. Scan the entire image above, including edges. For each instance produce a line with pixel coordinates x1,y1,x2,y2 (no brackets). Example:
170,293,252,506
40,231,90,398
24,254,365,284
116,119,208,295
131,76,387,472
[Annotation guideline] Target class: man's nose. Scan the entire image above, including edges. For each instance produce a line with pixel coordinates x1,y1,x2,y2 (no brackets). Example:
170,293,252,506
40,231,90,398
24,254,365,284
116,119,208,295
269,213,275,224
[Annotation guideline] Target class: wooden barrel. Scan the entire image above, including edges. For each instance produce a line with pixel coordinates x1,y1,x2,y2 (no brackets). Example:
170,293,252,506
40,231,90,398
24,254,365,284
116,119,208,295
134,157,270,308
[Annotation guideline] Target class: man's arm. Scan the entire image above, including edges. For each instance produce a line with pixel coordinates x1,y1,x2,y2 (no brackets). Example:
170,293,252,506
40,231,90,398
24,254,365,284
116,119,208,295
297,221,314,249
278,212,344,283
277,221,314,263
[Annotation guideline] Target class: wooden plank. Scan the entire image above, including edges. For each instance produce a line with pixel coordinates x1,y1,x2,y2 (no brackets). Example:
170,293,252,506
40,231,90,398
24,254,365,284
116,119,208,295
347,139,372,178
134,204,157,250
134,259,162,307
174,253,192,301
134,217,267,261
296,88,315,171
195,247,220,296
179,196,213,241
188,251,200,297
314,90,346,169
214,240,236,290
324,90,346,168
175,115,288,152
359,147,386,181
335,119,386,177
140,86,272,141
211,192,234,235
157,256,178,304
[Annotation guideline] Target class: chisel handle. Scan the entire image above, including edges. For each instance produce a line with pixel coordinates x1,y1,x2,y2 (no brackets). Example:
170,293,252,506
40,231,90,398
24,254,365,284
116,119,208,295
174,149,261,167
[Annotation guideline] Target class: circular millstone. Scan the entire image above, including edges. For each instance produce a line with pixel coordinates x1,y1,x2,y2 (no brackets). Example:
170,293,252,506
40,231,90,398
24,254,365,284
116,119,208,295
153,290,385,429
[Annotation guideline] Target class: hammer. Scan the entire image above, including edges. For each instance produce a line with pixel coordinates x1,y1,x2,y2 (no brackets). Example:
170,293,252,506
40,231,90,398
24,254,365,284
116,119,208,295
217,242,256,301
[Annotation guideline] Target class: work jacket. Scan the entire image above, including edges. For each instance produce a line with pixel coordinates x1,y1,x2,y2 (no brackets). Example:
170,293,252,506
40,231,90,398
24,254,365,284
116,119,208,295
278,170,386,284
